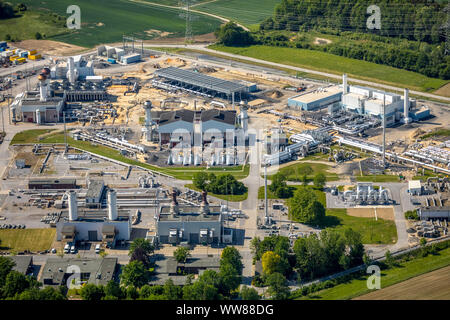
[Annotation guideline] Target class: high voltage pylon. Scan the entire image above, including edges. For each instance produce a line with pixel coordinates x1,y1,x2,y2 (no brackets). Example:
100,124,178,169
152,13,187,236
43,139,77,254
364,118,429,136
180,0,194,44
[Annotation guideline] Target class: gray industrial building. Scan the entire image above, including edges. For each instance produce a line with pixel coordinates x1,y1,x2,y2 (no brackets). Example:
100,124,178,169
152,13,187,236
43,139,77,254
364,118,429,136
85,180,105,208
56,189,131,247
40,257,118,287
154,67,249,102
156,191,224,245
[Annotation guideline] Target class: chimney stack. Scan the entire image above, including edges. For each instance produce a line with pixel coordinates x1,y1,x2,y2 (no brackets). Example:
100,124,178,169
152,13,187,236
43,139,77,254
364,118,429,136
342,74,348,95
200,191,209,216
170,188,179,216
403,88,411,124
107,189,118,221
68,191,78,221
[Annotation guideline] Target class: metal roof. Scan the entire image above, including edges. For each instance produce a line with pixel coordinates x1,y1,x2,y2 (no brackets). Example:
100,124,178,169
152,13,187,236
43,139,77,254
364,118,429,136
155,67,248,95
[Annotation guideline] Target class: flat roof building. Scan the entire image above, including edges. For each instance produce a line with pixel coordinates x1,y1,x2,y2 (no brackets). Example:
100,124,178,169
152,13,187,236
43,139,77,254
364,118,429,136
288,85,342,111
40,257,118,287
156,190,224,245
28,178,77,190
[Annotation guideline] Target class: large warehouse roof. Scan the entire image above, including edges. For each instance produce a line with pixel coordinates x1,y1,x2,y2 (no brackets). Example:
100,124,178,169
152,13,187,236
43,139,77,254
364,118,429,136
155,67,248,95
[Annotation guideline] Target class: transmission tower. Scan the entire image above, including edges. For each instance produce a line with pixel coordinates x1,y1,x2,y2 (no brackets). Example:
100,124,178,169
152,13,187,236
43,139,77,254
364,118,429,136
180,0,194,43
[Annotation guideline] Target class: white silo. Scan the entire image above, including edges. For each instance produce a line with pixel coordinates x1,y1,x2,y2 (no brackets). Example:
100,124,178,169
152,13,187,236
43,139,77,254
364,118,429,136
403,88,412,124
107,189,118,221
144,101,152,142
35,109,41,125
68,191,78,221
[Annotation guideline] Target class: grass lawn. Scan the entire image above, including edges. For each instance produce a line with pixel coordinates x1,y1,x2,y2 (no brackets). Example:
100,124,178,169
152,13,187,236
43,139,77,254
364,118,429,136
195,0,281,27
210,45,448,93
0,228,56,252
0,10,67,42
298,246,450,300
268,161,339,182
11,130,250,181
6,0,221,47
421,128,450,139
356,175,400,183
185,184,248,202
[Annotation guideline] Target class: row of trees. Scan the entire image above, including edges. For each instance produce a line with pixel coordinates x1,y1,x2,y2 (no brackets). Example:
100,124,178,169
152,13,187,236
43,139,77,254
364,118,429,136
192,172,247,195
0,256,66,300
262,0,447,45
288,186,326,225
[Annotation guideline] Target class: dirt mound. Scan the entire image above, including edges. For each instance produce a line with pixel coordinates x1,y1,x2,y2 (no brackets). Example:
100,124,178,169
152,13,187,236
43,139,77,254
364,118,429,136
264,90,284,99
13,40,87,56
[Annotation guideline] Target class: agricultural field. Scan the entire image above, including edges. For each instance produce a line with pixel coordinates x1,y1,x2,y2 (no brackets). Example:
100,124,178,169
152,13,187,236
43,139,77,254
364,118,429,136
210,45,449,93
195,0,281,27
299,245,450,300
0,229,56,253
6,0,222,47
354,265,450,300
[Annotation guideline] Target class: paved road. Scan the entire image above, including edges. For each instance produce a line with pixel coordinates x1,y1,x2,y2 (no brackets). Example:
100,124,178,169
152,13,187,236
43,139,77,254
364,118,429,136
144,44,450,102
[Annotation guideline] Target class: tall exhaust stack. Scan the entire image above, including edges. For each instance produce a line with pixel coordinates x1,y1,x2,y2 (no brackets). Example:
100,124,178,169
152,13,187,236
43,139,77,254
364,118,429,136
107,189,118,221
68,191,78,221
144,101,152,142
403,88,411,124
342,74,348,95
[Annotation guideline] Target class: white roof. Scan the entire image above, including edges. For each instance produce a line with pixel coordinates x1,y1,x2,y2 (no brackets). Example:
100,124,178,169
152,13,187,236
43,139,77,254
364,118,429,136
409,180,421,189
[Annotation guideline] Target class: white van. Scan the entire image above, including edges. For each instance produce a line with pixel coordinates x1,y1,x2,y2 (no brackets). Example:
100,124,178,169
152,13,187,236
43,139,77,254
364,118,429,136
64,244,70,253
95,244,101,254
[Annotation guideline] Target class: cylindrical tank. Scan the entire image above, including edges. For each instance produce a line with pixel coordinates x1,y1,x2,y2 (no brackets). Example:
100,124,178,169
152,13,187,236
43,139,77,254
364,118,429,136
35,109,41,124
108,189,118,221
68,191,78,221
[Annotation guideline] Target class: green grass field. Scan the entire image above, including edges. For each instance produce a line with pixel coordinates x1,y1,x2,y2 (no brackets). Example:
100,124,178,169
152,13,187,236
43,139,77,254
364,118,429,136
421,128,450,139
0,10,67,42
6,0,221,47
11,130,249,180
185,184,248,202
210,45,448,92
298,245,450,300
195,0,280,27
268,162,339,182
356,175,400,183
0,229,56,252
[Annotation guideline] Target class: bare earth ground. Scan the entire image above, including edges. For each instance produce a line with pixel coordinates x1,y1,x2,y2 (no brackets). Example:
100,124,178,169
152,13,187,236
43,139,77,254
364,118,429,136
347,207,394,221
354,265,450,300
13,40,88,56
434,82,450,98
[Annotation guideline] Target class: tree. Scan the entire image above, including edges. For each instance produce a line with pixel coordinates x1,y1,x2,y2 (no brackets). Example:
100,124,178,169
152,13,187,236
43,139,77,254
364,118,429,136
269,173,293,199
261,251,281,275
129,238,154,267
266,272,290,300
288,187,325,224
104,280,123,300
121,260,150,288
215,22,253,47
193,172,209,191
240,286,260,300
220,246,243,275
384,250,395,268
3,271,38,298
125,285,139,300
80,284,105,301
344,228,365,267
163,278,182,300
35,32,42,40
420,237,427,247
0,256,15,288
313,173,326,189
182,270,222,300
173,247,190,263
16,3,27,12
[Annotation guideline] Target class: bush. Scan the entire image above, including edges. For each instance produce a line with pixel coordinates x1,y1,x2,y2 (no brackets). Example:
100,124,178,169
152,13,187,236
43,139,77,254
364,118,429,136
35,32,42,40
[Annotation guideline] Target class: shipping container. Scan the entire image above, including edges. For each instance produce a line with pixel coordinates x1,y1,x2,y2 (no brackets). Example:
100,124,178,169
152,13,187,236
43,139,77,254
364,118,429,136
107,58,116,64
0,41,7,48
28,49,37,55
28,54,42,60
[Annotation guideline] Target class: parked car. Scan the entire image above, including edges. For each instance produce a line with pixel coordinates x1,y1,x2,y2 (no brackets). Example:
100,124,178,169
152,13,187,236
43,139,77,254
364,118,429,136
95,244,101,254
70,246,76,254
64,244,70,254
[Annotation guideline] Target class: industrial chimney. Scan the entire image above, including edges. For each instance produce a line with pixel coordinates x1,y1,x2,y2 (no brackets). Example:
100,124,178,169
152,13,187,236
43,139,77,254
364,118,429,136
107,189,118,221
200,191,209,216
342,74,348,95
144,100,152,142
403,88,412,124
38,73,48,102
170,188,179,216
68,191,78,221
239,100,248,140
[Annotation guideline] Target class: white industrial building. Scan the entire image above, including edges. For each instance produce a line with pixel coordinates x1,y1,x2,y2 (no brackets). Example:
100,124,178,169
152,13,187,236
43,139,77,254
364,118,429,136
340,74,422,126
50,56,94,82
56,189,131,247
408,180,422,196
97,45,125,61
